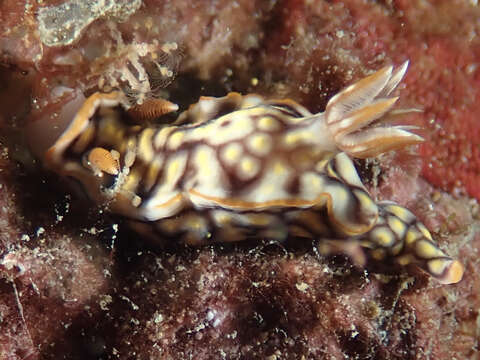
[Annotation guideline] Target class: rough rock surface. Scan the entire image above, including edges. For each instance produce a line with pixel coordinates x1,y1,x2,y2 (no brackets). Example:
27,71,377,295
0,1,479,359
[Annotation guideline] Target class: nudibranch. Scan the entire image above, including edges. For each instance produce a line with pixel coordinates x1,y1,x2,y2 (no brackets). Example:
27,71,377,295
43,62,464,284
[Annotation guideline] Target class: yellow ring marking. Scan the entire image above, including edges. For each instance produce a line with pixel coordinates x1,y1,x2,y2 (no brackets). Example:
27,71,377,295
247,133,272,156
138,128,155,162
405,228,421,245
370,227,395,247
387,216,406,238
257,116,280,131
414,239,445,259
384,204,415,223
416,222,433,241
238,156,260,179
221,142,243,165
168,131,185,150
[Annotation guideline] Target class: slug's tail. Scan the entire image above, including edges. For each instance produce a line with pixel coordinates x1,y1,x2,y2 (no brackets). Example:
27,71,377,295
361,202,464,284
325,61,424,159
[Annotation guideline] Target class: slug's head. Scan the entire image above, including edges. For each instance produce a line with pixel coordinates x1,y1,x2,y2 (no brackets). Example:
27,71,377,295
41,90,179,215
42,91,134,206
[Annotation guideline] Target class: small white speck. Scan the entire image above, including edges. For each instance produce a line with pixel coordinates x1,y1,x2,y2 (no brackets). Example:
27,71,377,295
466,63,478,74
120,295,139,311
175,265,186,271
295,282,309,292
36,227,45,237
99,295,113,311
154,312,164,324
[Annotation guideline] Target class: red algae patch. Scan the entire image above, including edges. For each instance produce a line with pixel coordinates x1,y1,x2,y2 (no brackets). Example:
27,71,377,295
0,141,114,359
392,1,480,201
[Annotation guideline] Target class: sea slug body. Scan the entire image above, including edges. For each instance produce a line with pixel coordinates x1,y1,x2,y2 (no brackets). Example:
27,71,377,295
44,62,464,285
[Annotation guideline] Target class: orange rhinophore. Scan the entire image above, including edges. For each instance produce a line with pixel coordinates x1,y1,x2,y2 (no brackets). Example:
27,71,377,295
85,147,120,176
127,98,179,122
